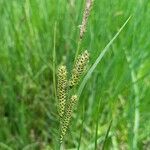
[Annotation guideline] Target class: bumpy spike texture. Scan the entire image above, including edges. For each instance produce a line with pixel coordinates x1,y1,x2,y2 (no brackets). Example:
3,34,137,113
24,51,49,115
60,95,77,143
69,50,89,88
57,65,68,120
80,0,93,39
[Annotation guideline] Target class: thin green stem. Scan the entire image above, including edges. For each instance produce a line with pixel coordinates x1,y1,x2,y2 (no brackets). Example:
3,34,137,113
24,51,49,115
132,70,140,150
101,120,113,150
94,98,101,150
53,22,60,150
74,39,82,64
125,51,140,150
53,22,57,100
77,102,85,150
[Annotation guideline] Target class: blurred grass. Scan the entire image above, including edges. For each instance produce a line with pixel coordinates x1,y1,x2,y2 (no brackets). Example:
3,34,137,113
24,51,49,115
0,0,150,149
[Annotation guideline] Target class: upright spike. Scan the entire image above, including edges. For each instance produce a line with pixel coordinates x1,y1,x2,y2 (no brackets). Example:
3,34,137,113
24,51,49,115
60,95,77,143
69,50,89,88
57,65,68,120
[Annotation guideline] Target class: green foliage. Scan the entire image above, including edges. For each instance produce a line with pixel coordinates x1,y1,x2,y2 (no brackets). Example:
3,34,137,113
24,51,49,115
0,0,150,149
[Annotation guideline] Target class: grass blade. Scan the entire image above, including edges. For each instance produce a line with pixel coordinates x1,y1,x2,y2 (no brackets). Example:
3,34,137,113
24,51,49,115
101,120,113,150
53,22,57,99
94,99,102,150
78,16,131,97
125,51,140,149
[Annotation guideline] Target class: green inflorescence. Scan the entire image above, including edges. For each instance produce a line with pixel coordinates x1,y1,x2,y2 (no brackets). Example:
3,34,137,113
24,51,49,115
69,50,89,88
57,50,90,144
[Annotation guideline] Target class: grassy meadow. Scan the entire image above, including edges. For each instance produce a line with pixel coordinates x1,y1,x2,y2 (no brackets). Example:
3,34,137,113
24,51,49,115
0,0,150,149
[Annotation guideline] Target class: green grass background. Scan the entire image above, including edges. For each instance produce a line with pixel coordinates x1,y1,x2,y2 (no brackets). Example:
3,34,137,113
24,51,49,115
0,0,150,149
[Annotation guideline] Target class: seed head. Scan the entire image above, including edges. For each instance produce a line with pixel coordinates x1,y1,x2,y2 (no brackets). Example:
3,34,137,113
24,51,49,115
57,65,68,119
80,0,93,39
69,50,89,88
60,95,77,143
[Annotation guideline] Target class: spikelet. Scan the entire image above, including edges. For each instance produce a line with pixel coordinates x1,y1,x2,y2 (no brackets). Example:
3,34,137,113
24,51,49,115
80,0,93,39
60,95,77,143
69,50,89,88
57,65,68,120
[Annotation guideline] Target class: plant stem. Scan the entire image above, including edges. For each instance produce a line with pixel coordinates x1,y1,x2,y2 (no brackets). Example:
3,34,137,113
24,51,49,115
53,22,57,99
125,51,140,150
131,70,140,150
74,39,82,64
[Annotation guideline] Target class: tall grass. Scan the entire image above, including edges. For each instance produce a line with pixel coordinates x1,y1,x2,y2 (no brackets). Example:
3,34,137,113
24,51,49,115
0,0,150,149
